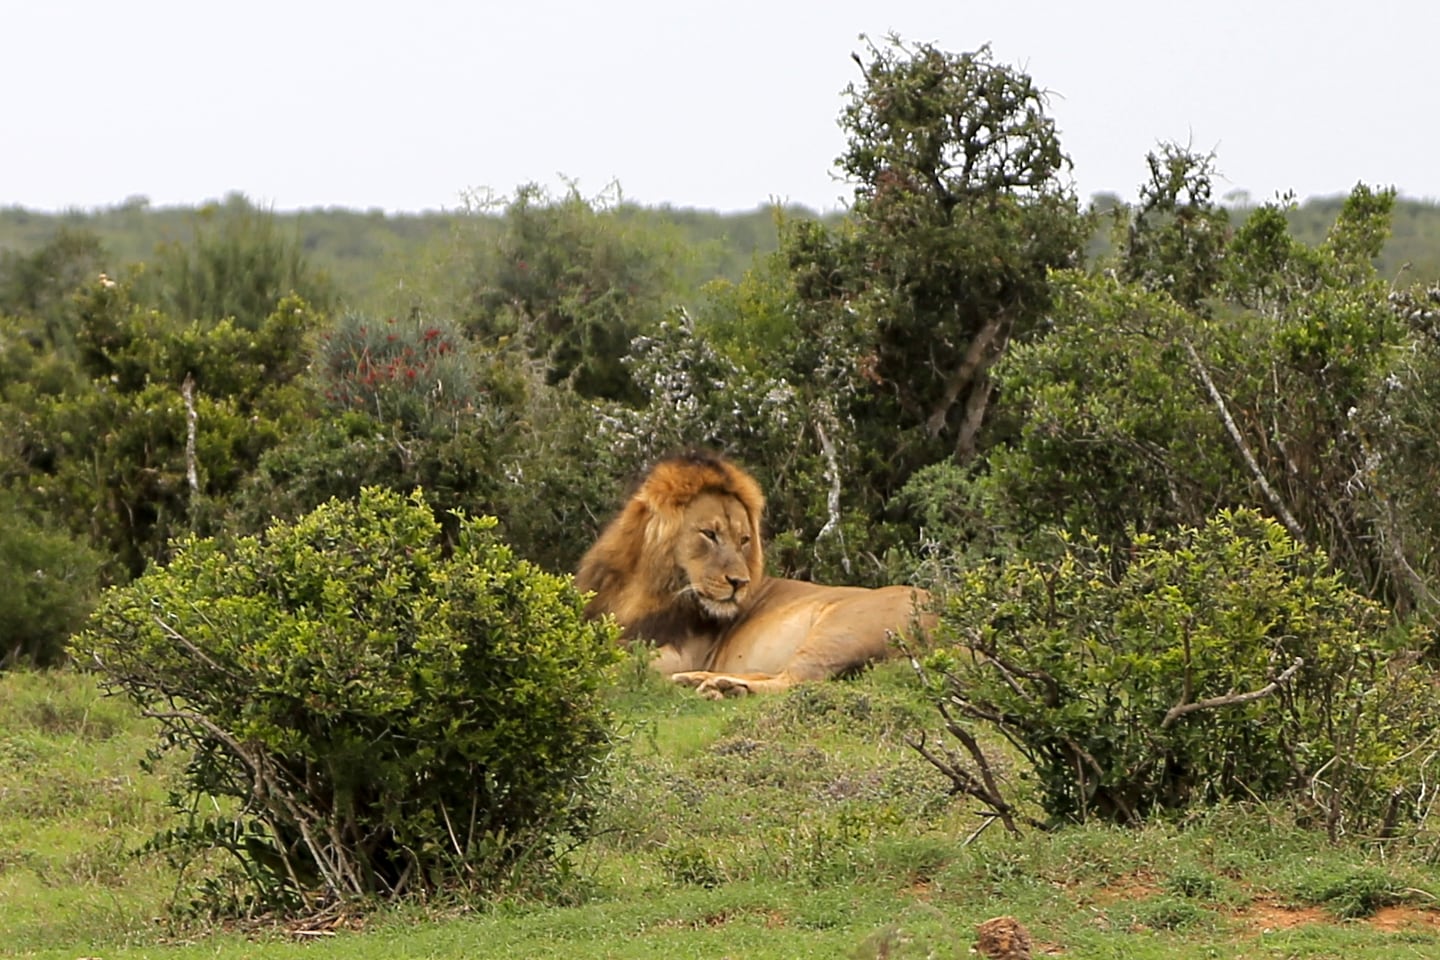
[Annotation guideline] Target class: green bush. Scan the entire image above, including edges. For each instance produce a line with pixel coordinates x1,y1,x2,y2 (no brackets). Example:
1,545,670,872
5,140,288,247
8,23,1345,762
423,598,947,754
13,281,324,578
71,487,622,915
1007,181,1433,614
985,272,1241,555
233,340,617,574
922,509,1435,834
132,193,336,330
0,492,103,668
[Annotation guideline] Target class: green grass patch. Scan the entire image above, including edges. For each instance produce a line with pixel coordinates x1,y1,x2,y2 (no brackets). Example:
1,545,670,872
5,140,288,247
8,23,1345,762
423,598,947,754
0,669,184,953
5,662,1440,958
1289,864,1410,919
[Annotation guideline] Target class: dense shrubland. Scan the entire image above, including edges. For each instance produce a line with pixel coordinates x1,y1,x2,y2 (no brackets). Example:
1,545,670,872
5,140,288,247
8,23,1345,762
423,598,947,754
2,31,1439,920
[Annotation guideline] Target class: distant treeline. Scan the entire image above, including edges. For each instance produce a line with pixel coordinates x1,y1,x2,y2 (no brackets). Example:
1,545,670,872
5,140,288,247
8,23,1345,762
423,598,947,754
5,190,1437,315
1286,193,1440,282
0,192,838,314
1091,191,1440,284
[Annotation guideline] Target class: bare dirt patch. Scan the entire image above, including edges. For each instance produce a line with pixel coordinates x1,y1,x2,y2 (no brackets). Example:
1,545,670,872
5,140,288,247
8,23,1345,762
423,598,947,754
1233,897,1328,933
1229,896,1440,937
1089,871,1162,904
1367,904,1440,932
1089,878,1440,939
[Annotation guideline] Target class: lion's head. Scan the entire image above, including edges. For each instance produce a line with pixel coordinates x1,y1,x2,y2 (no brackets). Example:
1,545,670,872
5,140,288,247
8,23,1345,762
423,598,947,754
576,452,766,634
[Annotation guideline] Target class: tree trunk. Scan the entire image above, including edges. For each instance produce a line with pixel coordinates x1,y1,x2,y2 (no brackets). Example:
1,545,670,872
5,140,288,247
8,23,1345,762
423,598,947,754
955,374,996,463
926,313,1008,439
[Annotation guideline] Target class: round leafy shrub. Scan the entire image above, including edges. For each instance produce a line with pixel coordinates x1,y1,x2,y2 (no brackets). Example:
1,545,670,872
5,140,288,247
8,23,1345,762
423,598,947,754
71,487,622,914
923,509,1434,835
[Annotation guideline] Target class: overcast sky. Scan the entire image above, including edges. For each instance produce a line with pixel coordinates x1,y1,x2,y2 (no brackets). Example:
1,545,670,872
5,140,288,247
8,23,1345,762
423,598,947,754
5,1,1436,214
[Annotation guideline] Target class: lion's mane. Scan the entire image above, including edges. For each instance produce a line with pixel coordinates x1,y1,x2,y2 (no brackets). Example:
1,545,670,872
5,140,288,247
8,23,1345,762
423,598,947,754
575,451,764,630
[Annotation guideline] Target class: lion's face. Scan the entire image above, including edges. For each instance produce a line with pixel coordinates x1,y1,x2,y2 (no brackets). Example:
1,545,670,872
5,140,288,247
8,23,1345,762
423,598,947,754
575,452,767,635
674,490,759,621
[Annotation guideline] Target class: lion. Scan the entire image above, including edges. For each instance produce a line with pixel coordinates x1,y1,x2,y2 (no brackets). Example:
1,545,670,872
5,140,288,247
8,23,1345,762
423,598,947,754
576,452,933,698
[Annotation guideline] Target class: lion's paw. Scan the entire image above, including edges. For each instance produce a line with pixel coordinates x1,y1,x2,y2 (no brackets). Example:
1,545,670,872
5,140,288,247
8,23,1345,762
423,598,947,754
697,675,751,699
668,671,751,699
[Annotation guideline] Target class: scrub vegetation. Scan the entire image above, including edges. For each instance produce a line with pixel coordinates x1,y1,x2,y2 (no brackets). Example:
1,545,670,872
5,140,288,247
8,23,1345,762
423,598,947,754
4,32,1440,959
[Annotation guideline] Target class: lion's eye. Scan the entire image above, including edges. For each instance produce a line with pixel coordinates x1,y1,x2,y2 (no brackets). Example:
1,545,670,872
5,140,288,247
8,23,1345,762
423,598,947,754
739,535,752,547
701,529,719,543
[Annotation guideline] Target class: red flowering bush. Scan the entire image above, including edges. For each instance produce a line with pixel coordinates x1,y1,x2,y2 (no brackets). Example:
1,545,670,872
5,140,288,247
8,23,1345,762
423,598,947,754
315,314,481,433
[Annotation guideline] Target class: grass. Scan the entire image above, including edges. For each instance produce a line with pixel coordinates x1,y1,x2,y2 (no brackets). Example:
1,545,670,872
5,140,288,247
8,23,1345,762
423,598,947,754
0,670,185,952
4,663,1440,959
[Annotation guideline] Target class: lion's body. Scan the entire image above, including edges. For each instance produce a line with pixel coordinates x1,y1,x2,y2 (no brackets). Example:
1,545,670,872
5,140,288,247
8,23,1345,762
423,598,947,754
576,452,932,697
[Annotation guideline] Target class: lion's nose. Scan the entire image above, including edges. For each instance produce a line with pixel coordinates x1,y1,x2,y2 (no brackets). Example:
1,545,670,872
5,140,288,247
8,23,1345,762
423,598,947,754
727,575,749,593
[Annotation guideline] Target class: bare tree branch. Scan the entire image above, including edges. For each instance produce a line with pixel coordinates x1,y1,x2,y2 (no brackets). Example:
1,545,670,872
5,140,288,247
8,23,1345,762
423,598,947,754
955,374,997,463
813,404,851,576
151,616,243,684
1161,657,1303,729
1181,337,1307,542
181,372,199,516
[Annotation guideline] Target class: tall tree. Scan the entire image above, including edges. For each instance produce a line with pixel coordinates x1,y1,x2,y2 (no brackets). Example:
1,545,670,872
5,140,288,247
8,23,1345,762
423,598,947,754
1118,144,1231,310
820,36,1090,467
461,184,686,403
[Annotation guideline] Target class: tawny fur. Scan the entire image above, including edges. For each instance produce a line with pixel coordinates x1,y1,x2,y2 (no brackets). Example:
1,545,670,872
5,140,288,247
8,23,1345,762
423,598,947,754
576,452,932,698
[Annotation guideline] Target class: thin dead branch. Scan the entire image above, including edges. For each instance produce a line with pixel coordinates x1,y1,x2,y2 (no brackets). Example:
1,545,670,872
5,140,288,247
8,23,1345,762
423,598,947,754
813,405,851,575
1161,656,1303,729
1181,337,1306,541
181,372,199,518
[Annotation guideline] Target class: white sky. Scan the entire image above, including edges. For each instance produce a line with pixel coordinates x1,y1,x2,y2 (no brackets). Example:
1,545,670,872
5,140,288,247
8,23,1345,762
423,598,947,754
4,1,1436,214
